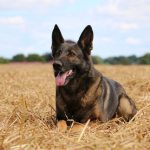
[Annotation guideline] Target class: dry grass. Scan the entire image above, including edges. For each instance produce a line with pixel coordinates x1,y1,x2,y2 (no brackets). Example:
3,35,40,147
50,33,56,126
0,64,150,150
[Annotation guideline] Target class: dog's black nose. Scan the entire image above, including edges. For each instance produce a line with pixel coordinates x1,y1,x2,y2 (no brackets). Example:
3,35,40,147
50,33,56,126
53,61,62,71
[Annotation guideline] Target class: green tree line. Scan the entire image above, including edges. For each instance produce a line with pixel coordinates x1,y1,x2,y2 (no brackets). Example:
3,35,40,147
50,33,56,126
0,53,150,65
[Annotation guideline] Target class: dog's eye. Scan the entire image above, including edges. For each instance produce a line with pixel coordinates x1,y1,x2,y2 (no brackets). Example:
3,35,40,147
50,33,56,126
56,51,62,56
69,51,76,57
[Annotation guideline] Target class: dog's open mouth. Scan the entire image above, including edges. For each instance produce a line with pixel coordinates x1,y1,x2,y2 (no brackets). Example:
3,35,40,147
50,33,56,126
55,70,73,86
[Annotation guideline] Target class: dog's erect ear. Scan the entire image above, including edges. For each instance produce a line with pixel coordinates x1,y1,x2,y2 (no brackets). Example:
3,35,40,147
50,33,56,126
78,25,93,55
52,24,64,56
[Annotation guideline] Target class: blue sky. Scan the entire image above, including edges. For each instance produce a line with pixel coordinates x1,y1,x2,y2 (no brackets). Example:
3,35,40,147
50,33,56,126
0,0,150,58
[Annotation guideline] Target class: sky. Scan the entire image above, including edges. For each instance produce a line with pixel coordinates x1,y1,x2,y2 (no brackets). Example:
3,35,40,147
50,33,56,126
0,0,150,58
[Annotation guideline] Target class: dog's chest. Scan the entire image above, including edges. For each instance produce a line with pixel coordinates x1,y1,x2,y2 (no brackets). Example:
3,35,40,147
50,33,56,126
60,89,99,122
57,77,102,122
65,102,92,123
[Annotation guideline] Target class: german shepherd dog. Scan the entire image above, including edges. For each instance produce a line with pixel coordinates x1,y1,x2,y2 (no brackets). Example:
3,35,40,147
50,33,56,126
51,25,137,132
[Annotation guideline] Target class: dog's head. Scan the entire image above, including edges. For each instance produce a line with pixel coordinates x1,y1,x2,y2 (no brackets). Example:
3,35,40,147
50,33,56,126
51,24,93,86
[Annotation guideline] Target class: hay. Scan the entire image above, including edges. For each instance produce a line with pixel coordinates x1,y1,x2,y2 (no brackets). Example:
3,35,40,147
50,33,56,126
0,64,150,150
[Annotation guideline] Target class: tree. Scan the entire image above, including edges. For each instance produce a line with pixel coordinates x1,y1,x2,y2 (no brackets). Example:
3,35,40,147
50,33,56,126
0,57,9,64
92,55,103,64
12,54,26,62
42,53,53,62
104,56,131,65
104,57,118,64
139,53,150,64
26,54,45,62
116,56,130,65
128,55,138,64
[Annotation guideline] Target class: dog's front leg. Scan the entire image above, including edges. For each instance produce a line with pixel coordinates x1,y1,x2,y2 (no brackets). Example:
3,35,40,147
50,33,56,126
57,120,67,132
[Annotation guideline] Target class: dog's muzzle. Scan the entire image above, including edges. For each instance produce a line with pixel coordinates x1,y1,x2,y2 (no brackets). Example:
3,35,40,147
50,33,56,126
53,60,74,86
53,60,62,72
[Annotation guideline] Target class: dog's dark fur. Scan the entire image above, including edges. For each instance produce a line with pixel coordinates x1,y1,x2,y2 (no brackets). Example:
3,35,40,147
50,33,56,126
51,25,137,128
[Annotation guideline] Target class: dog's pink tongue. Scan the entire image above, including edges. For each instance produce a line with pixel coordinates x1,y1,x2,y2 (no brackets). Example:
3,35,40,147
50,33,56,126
56,72,67,86
56,70,72,86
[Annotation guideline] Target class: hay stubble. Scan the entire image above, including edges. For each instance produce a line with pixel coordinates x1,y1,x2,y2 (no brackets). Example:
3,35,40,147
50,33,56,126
0,64,150,150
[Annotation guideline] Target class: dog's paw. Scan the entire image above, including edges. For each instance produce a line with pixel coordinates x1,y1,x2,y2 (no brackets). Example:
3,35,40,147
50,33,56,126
69,124,84,133
57,120,67,132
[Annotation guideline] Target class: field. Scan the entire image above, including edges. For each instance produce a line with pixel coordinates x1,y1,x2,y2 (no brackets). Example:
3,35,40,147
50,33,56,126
0,64,150,150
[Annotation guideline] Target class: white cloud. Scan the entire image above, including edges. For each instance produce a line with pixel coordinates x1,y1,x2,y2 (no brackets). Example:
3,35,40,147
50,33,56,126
0,0,75,9
114,22,139,30
90,0,150,32
0,16,26,28
126,37,141,45
96,0,150,20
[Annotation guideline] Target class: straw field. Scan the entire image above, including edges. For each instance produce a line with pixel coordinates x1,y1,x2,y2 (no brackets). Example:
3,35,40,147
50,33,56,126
0,64,150,150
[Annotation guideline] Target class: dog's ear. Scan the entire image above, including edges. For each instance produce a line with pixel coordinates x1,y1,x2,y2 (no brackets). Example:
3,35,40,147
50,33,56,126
52,24,64,56
78,25,93,55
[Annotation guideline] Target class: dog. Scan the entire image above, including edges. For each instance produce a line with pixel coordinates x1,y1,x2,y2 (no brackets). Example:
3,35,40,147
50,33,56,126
51,24,137,132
